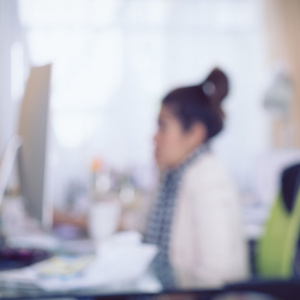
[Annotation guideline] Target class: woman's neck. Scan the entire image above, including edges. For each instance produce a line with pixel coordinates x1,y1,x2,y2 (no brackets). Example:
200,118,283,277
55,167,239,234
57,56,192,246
165,143,209,172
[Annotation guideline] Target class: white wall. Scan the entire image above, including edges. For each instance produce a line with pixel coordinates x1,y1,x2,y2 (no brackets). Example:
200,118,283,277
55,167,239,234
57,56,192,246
0,0,27,156
14,0,271,207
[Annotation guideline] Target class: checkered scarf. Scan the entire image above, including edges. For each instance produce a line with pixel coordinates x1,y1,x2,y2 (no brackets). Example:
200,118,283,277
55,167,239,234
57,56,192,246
143,145,209,288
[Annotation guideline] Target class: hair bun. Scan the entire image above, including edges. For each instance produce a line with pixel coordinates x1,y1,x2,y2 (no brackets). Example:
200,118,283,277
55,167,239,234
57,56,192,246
201,68,229,104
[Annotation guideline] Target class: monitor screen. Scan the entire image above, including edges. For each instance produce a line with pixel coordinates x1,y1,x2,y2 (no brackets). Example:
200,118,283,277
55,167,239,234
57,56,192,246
17,64,52,229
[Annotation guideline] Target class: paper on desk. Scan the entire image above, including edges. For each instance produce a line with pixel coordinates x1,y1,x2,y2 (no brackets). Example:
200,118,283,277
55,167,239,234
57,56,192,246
0,231,159,292
38,231,157,291
7,233,60,251
0,267,35,282
32,255,94,278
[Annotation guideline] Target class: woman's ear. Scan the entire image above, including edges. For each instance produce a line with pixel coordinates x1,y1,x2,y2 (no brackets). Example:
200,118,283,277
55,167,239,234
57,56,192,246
188,122,207,147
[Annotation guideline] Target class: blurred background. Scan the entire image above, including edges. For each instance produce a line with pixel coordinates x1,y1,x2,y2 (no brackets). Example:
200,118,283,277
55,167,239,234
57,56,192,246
1,0,300,238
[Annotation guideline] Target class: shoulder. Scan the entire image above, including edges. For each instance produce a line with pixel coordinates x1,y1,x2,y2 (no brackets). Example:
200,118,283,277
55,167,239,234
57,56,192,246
181,151,238,197
185,152,230,182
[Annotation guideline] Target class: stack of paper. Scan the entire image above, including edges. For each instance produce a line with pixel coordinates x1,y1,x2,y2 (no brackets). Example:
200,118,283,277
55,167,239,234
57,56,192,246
0,231,160,293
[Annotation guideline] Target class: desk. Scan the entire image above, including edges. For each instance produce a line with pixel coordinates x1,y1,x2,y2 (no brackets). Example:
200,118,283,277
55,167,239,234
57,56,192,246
0,198,296,300
1,278,300,300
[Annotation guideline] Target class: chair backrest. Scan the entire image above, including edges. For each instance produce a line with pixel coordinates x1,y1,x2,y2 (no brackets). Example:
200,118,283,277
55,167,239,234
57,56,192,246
257,164,300,278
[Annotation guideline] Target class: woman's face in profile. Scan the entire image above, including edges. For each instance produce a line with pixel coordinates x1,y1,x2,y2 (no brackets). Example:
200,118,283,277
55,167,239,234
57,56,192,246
154,105,203,169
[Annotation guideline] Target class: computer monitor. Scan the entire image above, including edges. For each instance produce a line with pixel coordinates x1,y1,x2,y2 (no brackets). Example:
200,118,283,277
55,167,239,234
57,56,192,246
0,135,22,208
17,64,53,229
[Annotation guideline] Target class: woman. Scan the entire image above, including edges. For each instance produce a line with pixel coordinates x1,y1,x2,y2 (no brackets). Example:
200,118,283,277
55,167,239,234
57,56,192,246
143,68,249,289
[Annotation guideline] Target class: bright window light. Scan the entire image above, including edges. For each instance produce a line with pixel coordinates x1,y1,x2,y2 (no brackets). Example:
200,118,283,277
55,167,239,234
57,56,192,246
11,41,24,102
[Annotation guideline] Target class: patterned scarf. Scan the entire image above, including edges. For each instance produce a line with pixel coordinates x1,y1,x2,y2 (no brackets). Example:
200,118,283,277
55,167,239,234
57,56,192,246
143,144,209,288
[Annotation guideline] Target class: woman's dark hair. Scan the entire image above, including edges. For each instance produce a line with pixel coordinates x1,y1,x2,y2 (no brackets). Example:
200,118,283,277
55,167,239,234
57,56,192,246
162,68,229,140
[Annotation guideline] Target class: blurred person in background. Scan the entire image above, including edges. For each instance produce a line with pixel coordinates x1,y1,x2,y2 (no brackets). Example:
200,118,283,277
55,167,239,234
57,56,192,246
143,68,249,288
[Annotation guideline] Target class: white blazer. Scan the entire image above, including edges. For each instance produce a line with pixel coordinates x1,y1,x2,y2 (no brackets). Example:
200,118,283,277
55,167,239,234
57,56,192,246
170,152,249,288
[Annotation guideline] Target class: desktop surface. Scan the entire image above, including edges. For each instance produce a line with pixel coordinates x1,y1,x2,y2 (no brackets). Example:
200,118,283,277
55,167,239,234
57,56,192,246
0,236,299,300
1,277,300,300
0,198,298,300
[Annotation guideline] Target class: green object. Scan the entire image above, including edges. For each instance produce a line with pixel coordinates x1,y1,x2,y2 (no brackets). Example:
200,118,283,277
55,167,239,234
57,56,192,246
256,190,300,278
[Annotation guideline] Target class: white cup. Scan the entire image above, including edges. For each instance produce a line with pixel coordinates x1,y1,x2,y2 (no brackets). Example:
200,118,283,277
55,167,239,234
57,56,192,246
88,198,121,241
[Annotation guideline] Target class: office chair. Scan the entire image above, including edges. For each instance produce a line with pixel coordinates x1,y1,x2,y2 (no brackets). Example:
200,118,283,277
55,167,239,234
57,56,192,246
256,163,300,278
